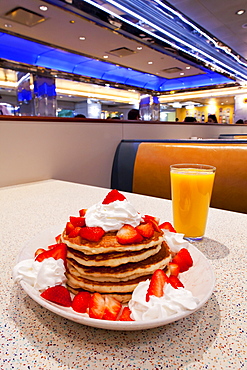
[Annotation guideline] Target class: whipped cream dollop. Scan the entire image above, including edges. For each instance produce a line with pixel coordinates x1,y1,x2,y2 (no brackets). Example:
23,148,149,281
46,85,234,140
129,280,199,321
12,258,66,291
163,230,190,254
85,199,142,232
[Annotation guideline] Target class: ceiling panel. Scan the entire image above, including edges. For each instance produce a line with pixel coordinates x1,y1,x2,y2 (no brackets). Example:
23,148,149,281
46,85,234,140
0,0,246,92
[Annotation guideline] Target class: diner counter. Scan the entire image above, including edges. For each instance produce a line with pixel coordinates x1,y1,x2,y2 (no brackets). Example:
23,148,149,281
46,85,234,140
1,180,246,369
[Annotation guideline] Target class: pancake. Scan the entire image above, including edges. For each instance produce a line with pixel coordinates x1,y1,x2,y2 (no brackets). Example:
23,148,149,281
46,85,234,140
67,241,171,282
61,229,164,254
61,190,173,303
67,243,162,267
66,284,132,304
66,271,162,294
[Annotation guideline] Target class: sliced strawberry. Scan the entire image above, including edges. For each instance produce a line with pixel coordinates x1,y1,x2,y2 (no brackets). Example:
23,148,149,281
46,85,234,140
119,307,134,321
169,262,180,277
55,234,61,243
35,243,67,263
159,221,176,233
89,292,106,319
146,269,169,302
79,208,87,217
172,248,193,273
66,221,75,235
72,291,91,313
69,216,86,228
116,224,143,245
103,296,122,321
134,232,144,244
169,275,184,289
143,215,161,232
136,222,154,239
102,189,126,204
34,248,46,257
47,243,59,250
79,226,105,242
41,285,72,307
68,227,81,238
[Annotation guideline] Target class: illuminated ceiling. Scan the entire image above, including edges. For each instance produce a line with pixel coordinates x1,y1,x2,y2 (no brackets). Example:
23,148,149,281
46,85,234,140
0,0,244,94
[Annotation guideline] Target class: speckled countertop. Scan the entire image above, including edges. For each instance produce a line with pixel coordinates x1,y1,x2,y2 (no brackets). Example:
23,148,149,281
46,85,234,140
1,180,246,370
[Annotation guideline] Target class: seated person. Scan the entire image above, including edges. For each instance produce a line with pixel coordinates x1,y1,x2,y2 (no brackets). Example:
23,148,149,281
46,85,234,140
75,114,86,118
128,109,140,120
184,116,197,122
207,114,218,123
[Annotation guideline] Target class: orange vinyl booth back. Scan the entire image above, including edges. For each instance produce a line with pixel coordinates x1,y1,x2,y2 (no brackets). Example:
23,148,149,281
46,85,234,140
111,141,247,214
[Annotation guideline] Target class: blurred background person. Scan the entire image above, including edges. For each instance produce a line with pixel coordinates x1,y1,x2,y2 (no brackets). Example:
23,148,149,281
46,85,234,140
184,116,197,122
128,109,140,120
207,114,218,123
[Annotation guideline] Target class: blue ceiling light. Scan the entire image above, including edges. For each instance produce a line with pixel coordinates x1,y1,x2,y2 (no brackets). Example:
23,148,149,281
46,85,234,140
0,31,232,91
76,0,247,81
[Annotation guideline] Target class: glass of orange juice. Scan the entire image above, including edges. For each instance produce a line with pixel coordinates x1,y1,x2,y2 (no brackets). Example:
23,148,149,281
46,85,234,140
170,164,216,241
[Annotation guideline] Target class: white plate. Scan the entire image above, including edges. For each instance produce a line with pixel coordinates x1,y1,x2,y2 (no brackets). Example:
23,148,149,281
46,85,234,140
16,224,215,331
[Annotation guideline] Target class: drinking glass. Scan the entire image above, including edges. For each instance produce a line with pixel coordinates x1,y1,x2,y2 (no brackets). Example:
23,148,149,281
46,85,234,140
170,164,216,241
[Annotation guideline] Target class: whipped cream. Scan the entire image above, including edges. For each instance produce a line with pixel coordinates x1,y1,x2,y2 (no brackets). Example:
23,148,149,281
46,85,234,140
85,199,142,232
163,230,190,253
129,280,199,321
12,257,66,291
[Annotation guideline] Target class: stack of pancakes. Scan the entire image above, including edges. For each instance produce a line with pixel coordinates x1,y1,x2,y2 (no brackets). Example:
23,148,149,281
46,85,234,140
61,229,172,303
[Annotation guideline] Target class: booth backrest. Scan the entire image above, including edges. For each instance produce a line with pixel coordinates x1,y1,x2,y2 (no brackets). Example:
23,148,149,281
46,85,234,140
111,140,247,214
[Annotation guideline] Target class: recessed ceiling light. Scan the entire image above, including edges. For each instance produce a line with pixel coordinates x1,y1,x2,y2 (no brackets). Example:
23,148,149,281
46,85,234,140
4,24,12,28
137,46,142,50
236,9,245,15
103,55,109,59
79,36,86,41
70,20,75,24
186,66,191,69
180,72,184,75
148,61,153,64
39,5,48,11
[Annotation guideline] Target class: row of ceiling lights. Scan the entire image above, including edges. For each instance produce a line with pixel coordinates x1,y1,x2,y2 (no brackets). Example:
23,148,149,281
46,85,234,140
2,2,247,85
38,3,192,77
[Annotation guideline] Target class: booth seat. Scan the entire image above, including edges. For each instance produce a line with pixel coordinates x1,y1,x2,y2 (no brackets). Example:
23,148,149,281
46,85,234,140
111,140,247,214
219,134,247,139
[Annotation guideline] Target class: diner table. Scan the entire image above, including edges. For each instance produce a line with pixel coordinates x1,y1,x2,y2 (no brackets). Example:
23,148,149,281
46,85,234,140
1,179,246,370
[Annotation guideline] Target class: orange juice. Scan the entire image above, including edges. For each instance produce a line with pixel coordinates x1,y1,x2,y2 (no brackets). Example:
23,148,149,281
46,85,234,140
170,164,216,239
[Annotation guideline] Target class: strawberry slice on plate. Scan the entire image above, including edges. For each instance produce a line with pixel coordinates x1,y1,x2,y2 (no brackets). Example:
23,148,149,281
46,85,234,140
55,234,61,243
136,222,154,238
116,224,143,245
89,292,106,319
146,269,169,302
159,221,176,233
35,243,67,263
102,189,126,204
34,248,46,257
168,262,180,277
79,226,105,242
169,275,184,289
103,296,122,321
41,285,72,307
172,248,193,273
119,307,133,321
72,291,91,313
